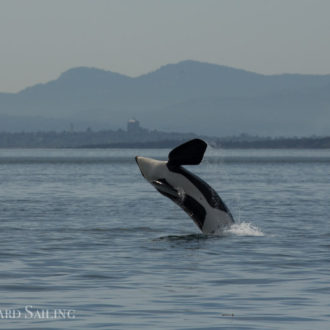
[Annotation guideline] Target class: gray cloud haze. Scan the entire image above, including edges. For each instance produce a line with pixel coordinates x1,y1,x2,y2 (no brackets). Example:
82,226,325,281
1,0,330,92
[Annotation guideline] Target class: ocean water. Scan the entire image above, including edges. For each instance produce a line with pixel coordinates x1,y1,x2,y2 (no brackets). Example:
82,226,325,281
0,147,329,329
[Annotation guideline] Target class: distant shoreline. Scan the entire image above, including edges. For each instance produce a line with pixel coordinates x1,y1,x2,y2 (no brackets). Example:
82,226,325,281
212,136,330,149
0,123,329,149
1,137,329,149
79,137,330,149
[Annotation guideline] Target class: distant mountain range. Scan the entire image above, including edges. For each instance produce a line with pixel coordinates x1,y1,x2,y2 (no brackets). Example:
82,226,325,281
1,60,330,136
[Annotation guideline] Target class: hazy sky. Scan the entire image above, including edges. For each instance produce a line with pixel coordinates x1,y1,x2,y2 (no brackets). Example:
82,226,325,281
1,0,330,92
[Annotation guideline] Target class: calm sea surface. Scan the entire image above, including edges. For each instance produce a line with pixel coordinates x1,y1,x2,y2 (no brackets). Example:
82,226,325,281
0,148,329,329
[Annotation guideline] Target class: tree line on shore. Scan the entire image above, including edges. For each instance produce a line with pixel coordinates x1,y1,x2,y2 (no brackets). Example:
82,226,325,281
0,130,329,149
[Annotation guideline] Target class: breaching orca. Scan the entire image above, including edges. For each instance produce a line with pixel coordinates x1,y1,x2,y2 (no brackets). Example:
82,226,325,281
135,139,234,234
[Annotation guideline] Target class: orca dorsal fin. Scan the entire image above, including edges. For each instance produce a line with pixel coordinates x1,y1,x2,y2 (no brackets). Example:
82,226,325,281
168,139,207,167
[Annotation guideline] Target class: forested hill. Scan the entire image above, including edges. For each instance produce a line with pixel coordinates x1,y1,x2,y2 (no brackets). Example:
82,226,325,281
1,60,330,136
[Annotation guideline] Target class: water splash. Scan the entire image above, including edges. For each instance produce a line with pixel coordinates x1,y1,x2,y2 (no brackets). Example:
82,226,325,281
224,221,264,237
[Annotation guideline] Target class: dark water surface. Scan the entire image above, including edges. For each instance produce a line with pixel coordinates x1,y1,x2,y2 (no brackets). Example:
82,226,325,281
0,148,329,329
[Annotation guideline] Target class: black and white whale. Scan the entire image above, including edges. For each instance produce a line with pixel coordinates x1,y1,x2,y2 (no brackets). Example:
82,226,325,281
135,139,234,234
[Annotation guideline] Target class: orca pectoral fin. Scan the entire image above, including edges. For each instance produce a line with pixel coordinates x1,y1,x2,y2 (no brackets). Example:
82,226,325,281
168,139,207,167
152,179,178,197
